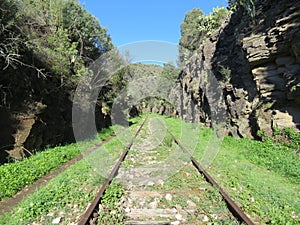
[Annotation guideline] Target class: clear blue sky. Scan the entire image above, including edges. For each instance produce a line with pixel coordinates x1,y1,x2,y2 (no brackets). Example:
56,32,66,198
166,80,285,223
80,0,228,47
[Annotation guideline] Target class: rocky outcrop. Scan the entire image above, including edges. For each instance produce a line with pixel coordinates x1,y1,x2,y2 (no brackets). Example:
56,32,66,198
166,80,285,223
0,63,110,164
0,65,73,163
175,0,300,138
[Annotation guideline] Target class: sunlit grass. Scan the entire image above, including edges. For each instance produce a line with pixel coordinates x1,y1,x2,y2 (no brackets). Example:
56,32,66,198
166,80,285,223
1,114,299,224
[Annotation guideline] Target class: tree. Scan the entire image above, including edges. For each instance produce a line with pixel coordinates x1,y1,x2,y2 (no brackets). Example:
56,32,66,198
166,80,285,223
0,0,113,83
179,7,229,64
0,0,23,69
161,62,180,81
61,1,113,61
179,8,205,52
228,0,255,17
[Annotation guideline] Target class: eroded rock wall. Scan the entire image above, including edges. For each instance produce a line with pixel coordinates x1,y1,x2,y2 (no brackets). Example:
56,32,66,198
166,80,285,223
0,63,110,164
175,0,300,138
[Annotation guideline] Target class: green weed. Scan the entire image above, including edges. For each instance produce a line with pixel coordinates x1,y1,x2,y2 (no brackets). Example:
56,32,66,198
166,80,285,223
0,127,117,201
98,182,125,225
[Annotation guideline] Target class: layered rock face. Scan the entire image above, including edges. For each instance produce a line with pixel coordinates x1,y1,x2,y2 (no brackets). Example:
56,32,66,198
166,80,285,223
174,0,300,138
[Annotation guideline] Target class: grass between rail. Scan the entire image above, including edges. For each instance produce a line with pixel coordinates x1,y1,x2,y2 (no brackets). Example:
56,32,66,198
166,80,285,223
0,121,141,224
1,114,299,224
159,115,300,224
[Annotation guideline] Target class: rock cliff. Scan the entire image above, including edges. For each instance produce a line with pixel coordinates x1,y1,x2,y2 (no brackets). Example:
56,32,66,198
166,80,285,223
0,64,110,164
173,0,300,138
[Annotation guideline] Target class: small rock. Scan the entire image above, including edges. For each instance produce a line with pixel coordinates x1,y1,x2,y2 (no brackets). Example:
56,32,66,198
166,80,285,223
175,204,182,211
211,214,218,219
110,210,117,215
171,221,180,225
125,207,131,213
127,198,133,204
147,181,155,186
171,208,178,214
139,200,146,207
187,200,197,209
157,179,164,186
203,215,209,222
272,110,294,129
175,214,183,220
52,217,61,224
291,211,297,219
165,193,172,201
47,212,54,217
149,200,158,209
194,196,200,202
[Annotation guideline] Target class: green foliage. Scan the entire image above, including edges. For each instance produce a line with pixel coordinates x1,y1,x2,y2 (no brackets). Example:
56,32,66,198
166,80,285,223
0,127,115,200
21,0,66,26
0,0,25,69
99,63,172,117
258,127,300,152
179,7,229,64
150,114,300,224
230,136,300,184
41,28,79,80
162,134,173,147
218,64,232,83
0,127,124,224
61,1,113,59
99,65,131,115
98,182,125,224
0,144,80,200
254,127,300,183
273,127,300,151
1,114,299,224
228,0,255,17
205,7,230,34
101,183,123,206
161,62,180,80
98,127,116,140
0,160,103,224
213,136,300,224
180,8,205,52
1,0,113,81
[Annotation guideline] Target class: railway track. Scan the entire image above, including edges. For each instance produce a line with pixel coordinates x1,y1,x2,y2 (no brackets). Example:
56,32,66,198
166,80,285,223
0,133,118,215
78,117,255,225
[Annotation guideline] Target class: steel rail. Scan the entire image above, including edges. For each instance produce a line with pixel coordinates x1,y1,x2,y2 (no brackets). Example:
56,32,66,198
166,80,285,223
78,118,147,225
166,129,255,225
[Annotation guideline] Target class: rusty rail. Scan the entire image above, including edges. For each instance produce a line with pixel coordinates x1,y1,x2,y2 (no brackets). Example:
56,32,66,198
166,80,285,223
167,129,255,225
78,118,147,225
79,117,255,225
